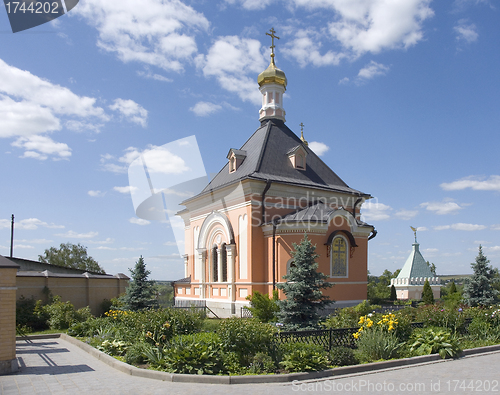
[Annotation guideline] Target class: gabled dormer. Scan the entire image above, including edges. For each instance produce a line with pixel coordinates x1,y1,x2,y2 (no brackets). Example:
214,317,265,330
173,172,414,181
227,149,247,173
287,145,307,171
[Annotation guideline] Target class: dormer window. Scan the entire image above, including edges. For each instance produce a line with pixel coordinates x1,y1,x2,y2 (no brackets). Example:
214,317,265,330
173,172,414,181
227,149,247,173
287,145,308,171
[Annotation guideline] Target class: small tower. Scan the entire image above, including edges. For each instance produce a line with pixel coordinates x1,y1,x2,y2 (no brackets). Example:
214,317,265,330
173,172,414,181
258,28,287,123
390,227,441,300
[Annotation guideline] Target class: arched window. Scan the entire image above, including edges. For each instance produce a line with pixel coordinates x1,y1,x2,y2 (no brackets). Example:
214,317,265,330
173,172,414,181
212,245,218,282
221,243,227,282
331,236,348,277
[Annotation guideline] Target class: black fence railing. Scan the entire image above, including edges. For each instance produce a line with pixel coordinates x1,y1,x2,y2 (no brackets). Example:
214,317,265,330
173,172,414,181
277,318,474,352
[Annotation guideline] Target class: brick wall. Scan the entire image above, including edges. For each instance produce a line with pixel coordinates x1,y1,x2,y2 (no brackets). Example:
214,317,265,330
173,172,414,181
0,257,19,375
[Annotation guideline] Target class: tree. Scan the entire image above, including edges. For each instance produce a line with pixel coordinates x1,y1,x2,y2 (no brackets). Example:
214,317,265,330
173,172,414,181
276,234,333,330
449,281,457,295
121,256,157,311
38,243,105,274
422,279,434,304
367,269,400,304
463,246,499,307
390,284,397,301
246,290,279,322
426,261,437,276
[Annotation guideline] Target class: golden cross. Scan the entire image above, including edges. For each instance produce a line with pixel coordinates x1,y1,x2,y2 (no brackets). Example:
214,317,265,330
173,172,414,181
266,28,280,63
300,122,304,133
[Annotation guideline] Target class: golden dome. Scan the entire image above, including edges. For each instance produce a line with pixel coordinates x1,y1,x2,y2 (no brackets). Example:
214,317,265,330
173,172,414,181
257,59,287,88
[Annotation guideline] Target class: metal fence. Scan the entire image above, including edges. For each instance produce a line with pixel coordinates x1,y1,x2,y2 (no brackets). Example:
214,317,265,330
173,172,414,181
276,318,474,352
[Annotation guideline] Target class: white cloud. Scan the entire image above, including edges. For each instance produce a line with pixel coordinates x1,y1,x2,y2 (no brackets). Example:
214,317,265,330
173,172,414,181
137,70,173,82
96,246,116,250
339,77,350,85
289,0,433,56
308,141,330,156
75,0,209,72
197,36,266,105
88,238,115,245
66,120,103,133
0,94,61,137
15,238,53,244
12,135,71,160
420,200,463,215
492,225,500,231
361,201,392,221
55,230,99,238
284,29,345,68
454,19,479,43
129,217,151,226
88,190,105,197
224,0,275,10
190,101,222,117
109,99,148,127
395,209,418,220
357,61,390,80
441,175,500,192
434,223,486,231
114,186,139,194
102,145,190,175
16,244,34,249
0,218,64,230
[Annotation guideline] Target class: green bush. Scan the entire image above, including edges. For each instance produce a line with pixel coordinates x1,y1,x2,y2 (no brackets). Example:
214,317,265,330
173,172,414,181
246,290,279,323
218,318,277,366
42,296,91,330
355,327,402,362
279,342,329,373
97,339,129,356
248,352,276,374
329,346,358,366
409,328,462,359
162,332,226,375
124,341,150,365
323,307,359,329
16,296,48,331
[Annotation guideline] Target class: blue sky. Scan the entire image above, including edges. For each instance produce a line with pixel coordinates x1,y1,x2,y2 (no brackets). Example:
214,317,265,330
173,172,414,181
1,0,499,280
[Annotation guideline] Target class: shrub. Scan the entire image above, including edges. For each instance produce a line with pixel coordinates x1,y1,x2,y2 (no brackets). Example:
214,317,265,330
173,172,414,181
124,341,150,365
246,290,279,323
329,346,358,366
16,296,48,332
248,352,276,374
97,339,129,356
279,342,329,373
218,318,276,366
42,296,91,330
409,328,462,359
355,327,402,362
162,332,226,375
323,307,359,329
422,280,435,305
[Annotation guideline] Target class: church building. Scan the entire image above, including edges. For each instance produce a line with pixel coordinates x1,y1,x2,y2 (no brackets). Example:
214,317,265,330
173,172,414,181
174,30,377,317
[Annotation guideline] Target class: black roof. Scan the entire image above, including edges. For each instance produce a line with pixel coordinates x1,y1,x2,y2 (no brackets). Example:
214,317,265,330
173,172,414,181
189,120,370,200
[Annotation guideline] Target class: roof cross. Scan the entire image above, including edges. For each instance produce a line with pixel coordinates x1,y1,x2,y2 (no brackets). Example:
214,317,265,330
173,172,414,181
266,28,280,64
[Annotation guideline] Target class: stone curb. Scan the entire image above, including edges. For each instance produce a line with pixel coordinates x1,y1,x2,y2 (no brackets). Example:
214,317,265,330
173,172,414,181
16,334,500,385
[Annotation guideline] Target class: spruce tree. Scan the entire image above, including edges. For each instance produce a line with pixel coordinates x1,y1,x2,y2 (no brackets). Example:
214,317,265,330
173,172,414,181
463,246,499,307
422,279,434,304
390,284,397,301
449,281,457,294
276,234,333,330
121,256,157,311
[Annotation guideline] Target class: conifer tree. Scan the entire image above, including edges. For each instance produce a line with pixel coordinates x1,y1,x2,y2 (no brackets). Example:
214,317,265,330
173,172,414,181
449,281,457,294
422,279,434,304
121,256,157,311
390,284,397,301
276,234,333,330
463,246,499,307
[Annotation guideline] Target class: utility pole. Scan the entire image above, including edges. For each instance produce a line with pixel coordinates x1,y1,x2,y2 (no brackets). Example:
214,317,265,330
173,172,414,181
10,214,14,258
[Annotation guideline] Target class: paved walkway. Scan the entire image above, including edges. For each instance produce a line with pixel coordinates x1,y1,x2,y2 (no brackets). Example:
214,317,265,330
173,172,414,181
1,337,500,394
